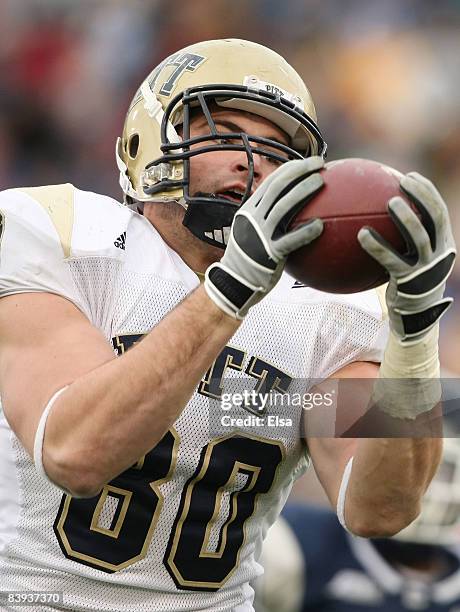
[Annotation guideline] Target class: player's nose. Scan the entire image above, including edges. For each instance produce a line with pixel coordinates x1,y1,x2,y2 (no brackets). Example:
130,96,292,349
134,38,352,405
230,151,274,188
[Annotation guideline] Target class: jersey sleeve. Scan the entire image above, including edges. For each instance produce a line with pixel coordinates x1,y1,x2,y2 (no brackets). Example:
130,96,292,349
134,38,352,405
342,285,389,365
308,287,389,378
0,184,89,315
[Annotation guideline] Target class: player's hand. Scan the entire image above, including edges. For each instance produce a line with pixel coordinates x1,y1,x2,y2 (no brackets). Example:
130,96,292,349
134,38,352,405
358,172,456,343
205,157,325,319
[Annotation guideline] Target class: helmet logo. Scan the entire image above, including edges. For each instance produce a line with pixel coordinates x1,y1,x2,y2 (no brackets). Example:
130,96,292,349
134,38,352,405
159,53,207,97
128,52,207,112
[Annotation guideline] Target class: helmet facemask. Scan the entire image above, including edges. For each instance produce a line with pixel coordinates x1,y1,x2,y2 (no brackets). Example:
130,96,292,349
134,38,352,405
142,85,327,248
117,38,328,248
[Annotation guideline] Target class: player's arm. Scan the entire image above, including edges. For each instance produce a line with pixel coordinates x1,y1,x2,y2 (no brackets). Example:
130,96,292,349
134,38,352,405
307,172,455,538
0,288,240,498
1,158,324,499
306,360,442,538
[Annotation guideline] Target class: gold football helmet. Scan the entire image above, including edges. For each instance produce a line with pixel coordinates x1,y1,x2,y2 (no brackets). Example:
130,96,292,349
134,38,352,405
116,38,327,247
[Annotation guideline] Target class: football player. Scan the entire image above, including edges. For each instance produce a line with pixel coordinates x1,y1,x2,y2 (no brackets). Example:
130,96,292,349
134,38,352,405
0,38,455,611
257,438,460,612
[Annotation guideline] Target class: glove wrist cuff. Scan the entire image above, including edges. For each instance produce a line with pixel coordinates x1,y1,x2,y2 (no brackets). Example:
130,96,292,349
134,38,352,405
204,264,255,320
374,325,441,420
380,325,440,379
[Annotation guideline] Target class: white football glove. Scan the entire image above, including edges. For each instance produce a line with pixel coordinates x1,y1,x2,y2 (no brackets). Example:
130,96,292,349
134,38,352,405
205,157,325,319
358,172,456,344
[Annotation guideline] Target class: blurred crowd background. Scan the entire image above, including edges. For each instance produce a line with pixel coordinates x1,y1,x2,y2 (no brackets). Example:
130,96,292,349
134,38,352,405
0,0,459,377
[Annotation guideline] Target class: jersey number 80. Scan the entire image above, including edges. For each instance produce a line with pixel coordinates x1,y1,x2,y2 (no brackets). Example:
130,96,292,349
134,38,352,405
54,431,284,591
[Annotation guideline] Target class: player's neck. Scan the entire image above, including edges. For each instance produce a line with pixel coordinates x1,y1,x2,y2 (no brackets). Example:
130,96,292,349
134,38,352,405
143,203,223,274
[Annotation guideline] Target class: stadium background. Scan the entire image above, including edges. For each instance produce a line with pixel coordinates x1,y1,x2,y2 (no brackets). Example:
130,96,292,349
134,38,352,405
1,0,459,506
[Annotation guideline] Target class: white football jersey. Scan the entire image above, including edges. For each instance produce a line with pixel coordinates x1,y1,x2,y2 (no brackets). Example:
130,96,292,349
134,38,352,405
0,185,388,611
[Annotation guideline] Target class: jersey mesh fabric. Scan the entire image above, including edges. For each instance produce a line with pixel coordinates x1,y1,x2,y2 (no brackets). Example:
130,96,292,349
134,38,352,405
97,494,120,531
68,258,123,333
0,187,388,611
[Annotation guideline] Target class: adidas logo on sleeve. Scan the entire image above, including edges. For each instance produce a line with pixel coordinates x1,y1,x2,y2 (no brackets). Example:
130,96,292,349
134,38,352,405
114,232,126,250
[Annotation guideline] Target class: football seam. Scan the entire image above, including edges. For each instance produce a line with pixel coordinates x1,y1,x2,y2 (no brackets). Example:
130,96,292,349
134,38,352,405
297,211,417,222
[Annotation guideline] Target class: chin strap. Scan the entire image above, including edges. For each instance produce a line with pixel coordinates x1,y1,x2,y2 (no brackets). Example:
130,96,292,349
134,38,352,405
140,82,182,145
183,198,240,248
116,138,139,202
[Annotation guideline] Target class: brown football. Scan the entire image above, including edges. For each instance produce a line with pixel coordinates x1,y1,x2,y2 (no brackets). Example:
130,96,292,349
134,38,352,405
285,158,418,293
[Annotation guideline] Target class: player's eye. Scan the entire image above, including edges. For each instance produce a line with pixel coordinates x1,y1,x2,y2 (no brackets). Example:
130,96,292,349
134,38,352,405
253,147,289,167
266,156,284,167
